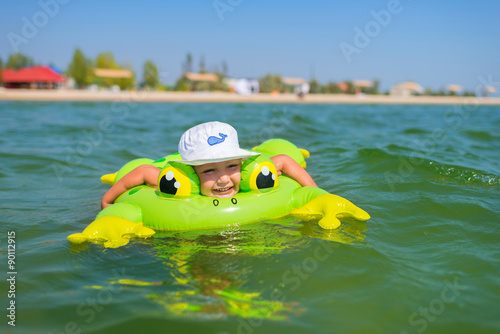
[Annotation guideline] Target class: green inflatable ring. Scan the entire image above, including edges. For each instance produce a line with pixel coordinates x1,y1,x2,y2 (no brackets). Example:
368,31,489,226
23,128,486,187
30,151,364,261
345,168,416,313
67,139,370,248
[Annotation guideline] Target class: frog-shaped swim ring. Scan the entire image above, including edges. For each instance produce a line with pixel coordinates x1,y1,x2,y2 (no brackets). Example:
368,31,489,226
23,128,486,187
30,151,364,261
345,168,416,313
68,139,370,248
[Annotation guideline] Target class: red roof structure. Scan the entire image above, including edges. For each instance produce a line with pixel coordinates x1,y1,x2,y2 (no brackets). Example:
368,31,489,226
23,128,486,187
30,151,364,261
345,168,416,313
2,66,66,89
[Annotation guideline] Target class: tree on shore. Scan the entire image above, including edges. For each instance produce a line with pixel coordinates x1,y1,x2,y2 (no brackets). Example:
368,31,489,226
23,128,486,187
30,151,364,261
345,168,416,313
324,82,339,94
95,52,118,70
434,89,446,96
308,79,322,94
344,81,356,94
5,52,34,70
259,74,284,93
463,91,476,97
182,53,193,74
424,87,434,96
199,55,206,74
67,48,92,88
174,76,189,91
94,52,118,88
368,79,380,95
176,53,194,91
143,60,159,89
94,52,135,89
116,63,135,90
221,60,228,77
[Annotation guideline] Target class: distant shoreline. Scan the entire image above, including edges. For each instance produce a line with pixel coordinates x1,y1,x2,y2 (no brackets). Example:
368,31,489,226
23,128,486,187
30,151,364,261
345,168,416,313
1,88,500,105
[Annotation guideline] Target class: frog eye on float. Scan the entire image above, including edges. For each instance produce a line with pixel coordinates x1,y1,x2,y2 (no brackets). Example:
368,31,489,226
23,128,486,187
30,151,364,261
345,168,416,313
249,161,279,190
158,167,191,197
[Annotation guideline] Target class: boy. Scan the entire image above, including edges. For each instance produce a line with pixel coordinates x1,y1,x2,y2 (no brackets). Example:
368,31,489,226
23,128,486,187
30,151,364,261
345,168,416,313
101,122,317,209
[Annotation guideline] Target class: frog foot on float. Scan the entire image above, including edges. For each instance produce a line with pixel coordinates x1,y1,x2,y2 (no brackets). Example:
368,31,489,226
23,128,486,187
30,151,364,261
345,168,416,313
290,194,370,229
67,216,155,248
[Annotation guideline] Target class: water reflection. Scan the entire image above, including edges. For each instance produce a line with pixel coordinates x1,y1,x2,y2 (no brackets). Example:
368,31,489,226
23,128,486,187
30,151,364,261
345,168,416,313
75,215,367,320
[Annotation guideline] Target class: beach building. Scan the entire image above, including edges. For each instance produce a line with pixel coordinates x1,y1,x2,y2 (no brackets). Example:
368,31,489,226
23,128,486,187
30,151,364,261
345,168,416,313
352,80,374,94
184,72,219,83
485,86,497,96
390,82,424,97
336,82,349,93
92,68,133,91
281,77,307,87
282,77,309,95
2,65,66,89
93,69,133,79
447,84,463,95
182,72,226,92
223,77,259,95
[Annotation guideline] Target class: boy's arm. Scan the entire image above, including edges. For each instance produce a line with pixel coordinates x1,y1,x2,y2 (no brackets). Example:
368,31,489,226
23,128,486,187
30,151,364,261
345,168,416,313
101,165,161,209
271,154,318,187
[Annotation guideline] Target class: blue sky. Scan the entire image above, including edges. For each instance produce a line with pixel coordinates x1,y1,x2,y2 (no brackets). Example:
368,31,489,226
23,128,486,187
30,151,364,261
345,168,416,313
1,0,499,93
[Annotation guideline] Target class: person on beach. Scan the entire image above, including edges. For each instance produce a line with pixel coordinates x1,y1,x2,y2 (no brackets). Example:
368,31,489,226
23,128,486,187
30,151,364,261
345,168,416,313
101,121,317,208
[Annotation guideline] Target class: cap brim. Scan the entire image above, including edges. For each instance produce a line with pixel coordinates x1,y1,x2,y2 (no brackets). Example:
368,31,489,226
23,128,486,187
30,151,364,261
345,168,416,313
171,150,260,166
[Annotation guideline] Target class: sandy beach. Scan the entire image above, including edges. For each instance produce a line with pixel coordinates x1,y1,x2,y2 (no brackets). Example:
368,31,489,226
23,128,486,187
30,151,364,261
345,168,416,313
1,88,500,105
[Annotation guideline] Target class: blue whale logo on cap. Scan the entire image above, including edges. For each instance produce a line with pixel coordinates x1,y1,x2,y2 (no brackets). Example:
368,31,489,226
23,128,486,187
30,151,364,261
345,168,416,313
207,133,227,146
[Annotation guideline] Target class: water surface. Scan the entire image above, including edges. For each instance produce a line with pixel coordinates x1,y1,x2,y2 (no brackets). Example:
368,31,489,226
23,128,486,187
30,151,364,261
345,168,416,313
1,101,499,334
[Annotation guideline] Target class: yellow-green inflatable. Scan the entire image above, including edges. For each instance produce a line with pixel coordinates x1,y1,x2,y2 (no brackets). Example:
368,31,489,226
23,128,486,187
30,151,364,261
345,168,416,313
68,139,370,248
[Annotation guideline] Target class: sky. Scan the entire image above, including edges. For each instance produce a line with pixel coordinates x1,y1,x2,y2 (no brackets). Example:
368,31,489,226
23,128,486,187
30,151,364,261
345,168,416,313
1,0,499,93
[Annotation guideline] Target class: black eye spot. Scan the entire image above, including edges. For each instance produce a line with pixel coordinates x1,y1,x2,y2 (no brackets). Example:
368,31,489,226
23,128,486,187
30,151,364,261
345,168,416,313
213,199,219,206
159,171,180,195
231,198,237,205
256,166,275,189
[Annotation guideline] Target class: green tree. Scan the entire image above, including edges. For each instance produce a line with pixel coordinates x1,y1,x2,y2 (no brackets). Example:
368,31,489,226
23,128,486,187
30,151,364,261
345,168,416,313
174,76,189,91
95,52,118,69
221,60,228,77
143,60,159,89
93,52,135,89
199,55,206,74
115,64,135,90
181,53,193,74
308,79,322,94
258,74,284,93
67,48,92,88
369,79,380,95
324,81,338,94
345,81,356,94
435,89,446,96
174,72,229,92
6,52,34,70
185,53,193,73
424,87,434,96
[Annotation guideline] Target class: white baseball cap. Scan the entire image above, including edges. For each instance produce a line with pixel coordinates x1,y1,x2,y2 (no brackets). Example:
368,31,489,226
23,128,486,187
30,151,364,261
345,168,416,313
172,121,260,166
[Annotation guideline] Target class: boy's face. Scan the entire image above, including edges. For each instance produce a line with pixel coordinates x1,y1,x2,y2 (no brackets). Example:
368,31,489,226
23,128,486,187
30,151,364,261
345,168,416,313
193,159,242,198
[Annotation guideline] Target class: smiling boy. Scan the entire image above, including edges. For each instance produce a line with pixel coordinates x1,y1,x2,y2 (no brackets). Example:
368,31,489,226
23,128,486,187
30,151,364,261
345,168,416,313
101,122,316,208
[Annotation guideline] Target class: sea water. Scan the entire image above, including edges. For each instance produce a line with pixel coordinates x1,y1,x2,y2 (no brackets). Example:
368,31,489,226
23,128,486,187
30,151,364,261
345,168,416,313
0,101,499,334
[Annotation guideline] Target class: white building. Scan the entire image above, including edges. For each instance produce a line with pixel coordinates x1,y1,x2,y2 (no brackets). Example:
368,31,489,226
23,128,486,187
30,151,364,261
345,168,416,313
390,82,424,97
223,77,259,95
